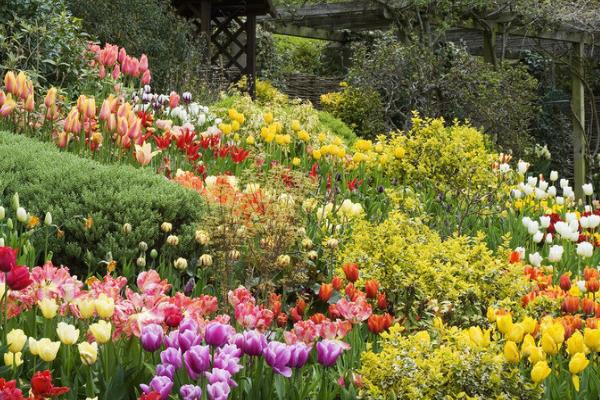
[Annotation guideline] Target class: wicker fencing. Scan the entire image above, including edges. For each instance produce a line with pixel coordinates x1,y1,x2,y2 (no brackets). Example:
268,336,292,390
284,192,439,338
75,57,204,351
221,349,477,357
280,73,343,107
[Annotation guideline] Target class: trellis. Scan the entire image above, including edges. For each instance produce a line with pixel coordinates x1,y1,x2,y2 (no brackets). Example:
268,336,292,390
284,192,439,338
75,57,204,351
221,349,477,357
260,1,598,197
174,0,276,98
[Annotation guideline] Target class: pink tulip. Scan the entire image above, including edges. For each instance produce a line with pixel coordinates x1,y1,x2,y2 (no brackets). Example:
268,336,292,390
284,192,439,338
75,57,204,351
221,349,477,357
139,54,149,73
169,91,180,109
118,47,127,64
112,64,121,80
44,87,57,109
99,98,112,121
98,64,106,79
0,99,16,117
141,70,151,85
24,94,34,112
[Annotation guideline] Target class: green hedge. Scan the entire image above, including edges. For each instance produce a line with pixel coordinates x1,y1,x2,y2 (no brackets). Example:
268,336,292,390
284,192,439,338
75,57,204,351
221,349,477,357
0,132,204,274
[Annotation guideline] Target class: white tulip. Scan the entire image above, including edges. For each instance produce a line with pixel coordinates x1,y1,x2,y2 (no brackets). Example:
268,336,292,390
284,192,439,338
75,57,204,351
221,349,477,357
550,171,559,181
523,185,534,196
539,180,549,191
515,247,526,259
529,252,543,267
556,196,565,205
583,183,594,196
578,280,588,293
532,231,544,243
545,233,553,243
547,245,563,262
547,186,557,197
16,207,27,223
527,176,538,187
577,241,594,258
539,216,551,228
535,188,547,200
511,189,523,199
522,217,532,228
560,179,569,189
518,160,529,174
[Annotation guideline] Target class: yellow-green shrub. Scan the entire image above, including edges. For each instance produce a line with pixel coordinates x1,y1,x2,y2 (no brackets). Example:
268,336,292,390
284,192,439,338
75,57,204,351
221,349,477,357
339,211,530,326
359,324,542,399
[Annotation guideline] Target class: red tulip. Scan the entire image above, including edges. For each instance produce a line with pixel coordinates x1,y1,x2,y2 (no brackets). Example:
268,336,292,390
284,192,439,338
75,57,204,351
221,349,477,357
276,312,288,327
328,304,341,319
377,293,388,310
295,298,307,315
583,298,596,315
364,280,379,299
31,370,69,397
310,313,327,324
587,278,600,293
331,276,343,290
319,283,334,302
6,266,32,291
0,246,17,272
559,273,571,291
561,296,580,313
342,263,359,283
164,305,183,328
367,313,393,334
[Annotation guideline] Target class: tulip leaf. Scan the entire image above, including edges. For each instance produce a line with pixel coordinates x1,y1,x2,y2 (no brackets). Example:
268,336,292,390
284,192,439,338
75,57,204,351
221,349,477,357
102,366,127,400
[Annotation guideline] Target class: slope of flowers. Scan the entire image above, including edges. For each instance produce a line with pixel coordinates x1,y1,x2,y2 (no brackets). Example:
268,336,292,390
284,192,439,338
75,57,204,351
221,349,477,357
0,42,594,400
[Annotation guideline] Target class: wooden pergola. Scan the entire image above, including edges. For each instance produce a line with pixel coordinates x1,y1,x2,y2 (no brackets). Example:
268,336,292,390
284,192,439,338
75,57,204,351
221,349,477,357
173,0,276,98
260,1,598,197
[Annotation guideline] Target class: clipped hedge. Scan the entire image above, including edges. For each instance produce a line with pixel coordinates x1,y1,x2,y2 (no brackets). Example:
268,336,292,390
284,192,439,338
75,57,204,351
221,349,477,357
0,131,204,274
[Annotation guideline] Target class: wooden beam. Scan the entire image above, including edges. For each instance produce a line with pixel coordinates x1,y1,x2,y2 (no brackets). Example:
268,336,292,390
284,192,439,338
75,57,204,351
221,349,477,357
266,22,347,42
482,23,497,65
247,15,257,99
571,40,586,199
200,0,212,63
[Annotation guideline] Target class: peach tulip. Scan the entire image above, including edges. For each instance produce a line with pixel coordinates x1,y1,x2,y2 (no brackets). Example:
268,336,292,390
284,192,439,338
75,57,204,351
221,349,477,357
135,142,160,166
4,71,16,95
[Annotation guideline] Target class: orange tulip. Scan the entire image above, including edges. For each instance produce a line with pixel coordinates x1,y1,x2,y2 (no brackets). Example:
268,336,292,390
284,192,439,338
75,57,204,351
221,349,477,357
364,280,379,299
4,71,16,95
24,94,34,112
319,283,334,302
367,313,393,334
44,87,57,109
342,263,359,283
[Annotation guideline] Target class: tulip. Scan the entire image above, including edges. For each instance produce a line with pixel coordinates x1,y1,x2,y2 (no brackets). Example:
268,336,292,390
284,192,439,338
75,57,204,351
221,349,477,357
135,142,160,166
562,296,580,313
560,273,572,291
44,87,57,109
583,183,594,196
141,70,151,85
140,376,173,400
0,97,16,117
6,265,32,290
342,263,359,282
531,361,551,383
205,322,231,347
78,341,98,365
28,338,39,355
198,254,213,267
364,280,379,298
588,278,600,293
569,352,590,375
24,94,34,112
4,71,16,95
503,341,520,363
496,314,513,334
541,333,559,355
57,322,79,345
37,338,60,362
547,245,563,263
77,298,96,319
584,328,600,352
4,352,23,368
583,298,596,315
89,320,112,344
319,283,334,302
7,329,27,353
0,246,17,272
206,381,230,400
577,241,594,258
156,364,176,380
528,346,546,364
180,385,202,400
316,339,345,367
183,345,211,380
161,347,183,369
95,293,115,318
141,324,164,352
174,257,188,270
235,330,267,356
169,91,180,109
38,298,58,319
263,341,292,377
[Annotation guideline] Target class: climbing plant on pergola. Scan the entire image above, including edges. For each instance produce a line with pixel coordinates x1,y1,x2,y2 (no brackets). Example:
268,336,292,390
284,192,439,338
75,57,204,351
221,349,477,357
261,0,600,197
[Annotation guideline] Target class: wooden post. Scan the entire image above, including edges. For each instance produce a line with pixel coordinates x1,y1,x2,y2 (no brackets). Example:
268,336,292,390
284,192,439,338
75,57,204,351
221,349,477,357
482,23,497,65
246,15,257,99
571,40,586,199
200,0,212,64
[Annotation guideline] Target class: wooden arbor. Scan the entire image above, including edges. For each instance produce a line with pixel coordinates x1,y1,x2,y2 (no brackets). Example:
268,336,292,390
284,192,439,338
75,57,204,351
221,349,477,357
174,0,276,98
260,1,598,196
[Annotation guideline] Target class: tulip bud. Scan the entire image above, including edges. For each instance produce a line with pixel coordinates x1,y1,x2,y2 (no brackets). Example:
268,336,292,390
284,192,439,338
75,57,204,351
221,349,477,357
44,212,52,226
228,250,240,261
161,222,173,232
0,206,5,220
15,207,26,223
198,254,213,267
122,223,132,234
11,193,19,210
139,241,148,251
166,235,179,246
195,230,210,245
136,257,146,268
150,249,158,259
174,257,188,270
559,273,572,291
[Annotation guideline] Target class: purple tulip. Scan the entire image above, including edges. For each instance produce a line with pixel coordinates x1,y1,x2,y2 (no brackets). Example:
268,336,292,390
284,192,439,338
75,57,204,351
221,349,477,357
206,367,237,388
160,347,182,369
236,330,267,356
218,343,242,358
155,363,176,380
178,328,202,352
141,324,164,352
183,345,211,380
263,341,292,377
180,384,202,400
213,351,242,376
316,339,344,367
184,277,196,296
140,376,173,400
205,322,231,347
164,330,180,349
179,318,199,334
288,343,311,369
207,381,231,400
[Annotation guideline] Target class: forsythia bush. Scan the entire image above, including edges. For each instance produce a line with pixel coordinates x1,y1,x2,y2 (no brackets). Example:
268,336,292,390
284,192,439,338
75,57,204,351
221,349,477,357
340,211,530,326
359,324,543,399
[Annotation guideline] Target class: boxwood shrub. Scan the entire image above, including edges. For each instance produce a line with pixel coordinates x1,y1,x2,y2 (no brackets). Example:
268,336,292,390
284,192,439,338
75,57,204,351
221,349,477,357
0,131,205,274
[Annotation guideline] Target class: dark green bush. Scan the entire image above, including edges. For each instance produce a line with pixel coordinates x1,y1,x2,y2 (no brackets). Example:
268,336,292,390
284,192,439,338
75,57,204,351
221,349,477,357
0,131,205,275
0,0,94,94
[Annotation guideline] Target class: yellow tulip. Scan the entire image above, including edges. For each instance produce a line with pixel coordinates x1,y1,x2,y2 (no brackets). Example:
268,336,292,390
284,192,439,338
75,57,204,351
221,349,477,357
38,298,58,319
246,135,255,145
292,157,301,167
506,323,525,343
4,351,23,368
546,323,565,345
312,149,322,160
521,334,536,356
504,341,520,363
541,333,559,355
89,320,112,344
531,361,551,383
569,352,590,375
291,120,301,131
393,147,405,159
28,337,39,355
6,329,27,353
77,298,96,319
528,347,546,364
496,314,513,335
486,306,497,322
37,338,60,362
584,328,600,352
57,322,80,345
263,112,273,124
78,341,99,365
95,293,115,319
297,130,310,142
567,331,588,356
521,316,537,334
